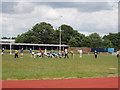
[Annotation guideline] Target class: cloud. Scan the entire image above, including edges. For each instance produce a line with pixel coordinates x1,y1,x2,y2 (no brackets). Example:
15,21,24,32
13,2,35,14
2,0,118,2
2,2,18,14
1,2,118,37
52,7,118,35
2,2,114,14
2,2,35,14
36,2,113,12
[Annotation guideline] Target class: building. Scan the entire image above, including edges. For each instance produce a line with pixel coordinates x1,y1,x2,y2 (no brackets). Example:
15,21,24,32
0,39,69,50
0,39,15,43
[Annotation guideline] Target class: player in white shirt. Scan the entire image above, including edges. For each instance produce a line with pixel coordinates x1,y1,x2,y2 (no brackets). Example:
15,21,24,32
32,51,36,58
64,49,69,59
78,49,82,58
117,51,120,58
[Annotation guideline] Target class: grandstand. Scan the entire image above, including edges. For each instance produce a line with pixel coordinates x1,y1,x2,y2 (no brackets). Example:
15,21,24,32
0,39,69,50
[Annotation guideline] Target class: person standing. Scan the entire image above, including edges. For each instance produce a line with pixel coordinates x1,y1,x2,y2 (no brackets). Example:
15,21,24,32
1,48,4,56
29,48,32,54
28,48,32,58
117,51,120,58
14,50,18,58
70,51,74,57
78,49,82,58
64,49,69,59
20,48,24,56
94,50,98,59
61,50,65,57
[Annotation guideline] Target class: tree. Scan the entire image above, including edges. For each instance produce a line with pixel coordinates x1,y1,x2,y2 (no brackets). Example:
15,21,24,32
82,36,91,48
2,37,8,39
15,30,37,43
15,21,119,49
103,32,120,50
15,22,55,44
32,22,55,44
73,31,85,47
1,37,16,39
68,38,78,47
102,39,113,48
60,24,75,44
82,33,102,48
16,22,84,45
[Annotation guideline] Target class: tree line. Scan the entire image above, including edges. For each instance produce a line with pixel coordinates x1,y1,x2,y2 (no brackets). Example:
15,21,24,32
3,22,120,50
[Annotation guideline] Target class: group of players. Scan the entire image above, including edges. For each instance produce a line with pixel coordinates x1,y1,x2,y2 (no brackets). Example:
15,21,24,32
2,47,119,59
22,48,69,59
14,48,98,59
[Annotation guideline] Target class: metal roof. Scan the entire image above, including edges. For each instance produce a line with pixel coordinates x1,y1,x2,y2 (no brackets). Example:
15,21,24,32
0,43,69,47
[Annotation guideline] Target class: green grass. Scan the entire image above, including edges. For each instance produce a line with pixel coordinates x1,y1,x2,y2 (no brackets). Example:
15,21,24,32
2,53,118,80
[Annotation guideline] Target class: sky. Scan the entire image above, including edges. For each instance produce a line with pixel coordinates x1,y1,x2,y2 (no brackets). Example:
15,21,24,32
1,0,119,37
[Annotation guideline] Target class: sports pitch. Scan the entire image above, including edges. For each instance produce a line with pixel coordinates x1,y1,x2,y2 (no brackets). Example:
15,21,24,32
2,54,118,80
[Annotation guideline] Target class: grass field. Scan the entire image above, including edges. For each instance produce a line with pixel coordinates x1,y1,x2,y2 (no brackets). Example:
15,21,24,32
2,53,118,80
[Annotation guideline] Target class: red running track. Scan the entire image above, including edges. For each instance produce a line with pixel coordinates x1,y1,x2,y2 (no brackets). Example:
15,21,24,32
2,77,118,88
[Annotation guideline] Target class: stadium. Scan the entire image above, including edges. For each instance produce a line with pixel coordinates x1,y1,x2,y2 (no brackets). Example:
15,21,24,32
1,1,120,90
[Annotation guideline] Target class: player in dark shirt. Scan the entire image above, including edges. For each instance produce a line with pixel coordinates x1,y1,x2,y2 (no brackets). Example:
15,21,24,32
94,50,98,59
15,50,18,58
1,48,4,56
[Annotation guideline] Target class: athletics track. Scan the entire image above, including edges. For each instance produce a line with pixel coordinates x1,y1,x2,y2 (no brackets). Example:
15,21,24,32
2,77,118,88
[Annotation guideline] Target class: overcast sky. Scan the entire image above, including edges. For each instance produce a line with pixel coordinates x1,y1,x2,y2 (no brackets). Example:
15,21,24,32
1,0,118,37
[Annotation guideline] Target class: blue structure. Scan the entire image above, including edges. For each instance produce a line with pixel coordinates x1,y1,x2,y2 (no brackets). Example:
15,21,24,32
108,48,114,53
91,48,114,52
91,48,108,52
